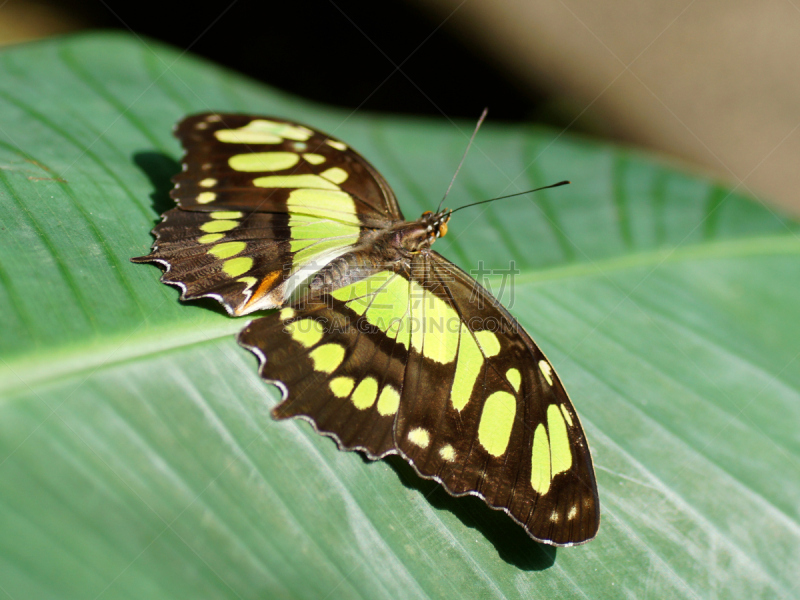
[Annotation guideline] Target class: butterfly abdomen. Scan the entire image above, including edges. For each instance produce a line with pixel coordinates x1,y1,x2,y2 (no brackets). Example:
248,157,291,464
309,248,393,293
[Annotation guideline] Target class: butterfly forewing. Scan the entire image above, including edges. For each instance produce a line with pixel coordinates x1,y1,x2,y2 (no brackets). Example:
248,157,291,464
134,113,600,546
172,113,402,222
134,114,404,315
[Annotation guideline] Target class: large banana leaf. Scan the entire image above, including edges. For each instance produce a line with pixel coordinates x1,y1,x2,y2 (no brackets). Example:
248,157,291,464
1,33,798,599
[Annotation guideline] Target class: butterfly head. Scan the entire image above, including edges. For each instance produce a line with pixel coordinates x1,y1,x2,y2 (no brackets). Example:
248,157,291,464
421,209,450,241
393,210,451,253
417,209,450,247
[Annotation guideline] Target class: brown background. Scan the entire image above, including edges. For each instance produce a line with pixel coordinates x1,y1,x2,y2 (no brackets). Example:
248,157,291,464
3,0,797,216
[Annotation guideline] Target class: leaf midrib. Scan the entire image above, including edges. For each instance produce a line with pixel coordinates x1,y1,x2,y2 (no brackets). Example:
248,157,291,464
2,233,798,399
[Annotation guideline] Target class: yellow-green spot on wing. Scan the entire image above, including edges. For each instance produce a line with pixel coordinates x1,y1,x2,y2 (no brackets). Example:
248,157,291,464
385,315,408,341
216,128,278,145
547,404,572,475
407,428,430,448
409,280,459,364
475,330,501,357
209,241,246,259
215,119,313,144
439,444,456,461
506,368,521,392
229,152,300,172
238,276,257,290
211,211,243,219
222,257,253,278
286,318,325,348
334,272,411,343
334,270,396,304
450,325,483,411
254,174,341,191
285,191,361,273
197,192,216,204
330,377,354,398
326,140,347,151
200,220,238,233
279,307,295,320
286,217,360,268
376,385,400,416
309,344,345,374
530,423,551,495
477,391,516,457
288,219,354,250
539,360,553,386
559,404,574,427
303,153,325,165
286,215,361,267
199,178,217,187
321,167,348,184
198,233,224,244
287,189,360,224
351,377,379,410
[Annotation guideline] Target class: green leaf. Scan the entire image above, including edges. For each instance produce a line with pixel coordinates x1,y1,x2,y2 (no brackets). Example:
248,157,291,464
1,32,799,599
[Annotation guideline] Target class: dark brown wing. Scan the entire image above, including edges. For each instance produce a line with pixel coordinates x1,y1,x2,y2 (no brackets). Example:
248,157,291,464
237,251,599,546
133,113,404,315
238,274,414,459
171,113,403,223
393,251,599,546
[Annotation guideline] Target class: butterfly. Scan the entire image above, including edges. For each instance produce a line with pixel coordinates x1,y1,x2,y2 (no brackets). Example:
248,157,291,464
132,113,600,546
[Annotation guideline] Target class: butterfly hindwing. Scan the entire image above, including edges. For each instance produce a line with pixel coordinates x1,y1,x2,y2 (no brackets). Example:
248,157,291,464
238,291,410,458
393,253,599,545
134,114,404,315
237,252,599,545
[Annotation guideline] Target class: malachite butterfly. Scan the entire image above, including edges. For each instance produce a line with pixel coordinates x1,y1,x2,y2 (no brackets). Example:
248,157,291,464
132,113,600,546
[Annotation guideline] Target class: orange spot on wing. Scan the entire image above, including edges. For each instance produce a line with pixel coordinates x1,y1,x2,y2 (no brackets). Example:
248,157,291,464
241,271,281,312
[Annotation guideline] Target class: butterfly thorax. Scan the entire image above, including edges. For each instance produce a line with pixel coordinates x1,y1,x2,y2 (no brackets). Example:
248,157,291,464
396,209,450,252
308,210,450,293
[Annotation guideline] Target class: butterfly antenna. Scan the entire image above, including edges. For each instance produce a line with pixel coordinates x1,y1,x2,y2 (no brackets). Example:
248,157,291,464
448,181,570,216
437,107,489,214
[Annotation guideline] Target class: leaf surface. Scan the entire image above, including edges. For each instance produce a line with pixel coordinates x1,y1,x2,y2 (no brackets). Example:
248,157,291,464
1,33,798,599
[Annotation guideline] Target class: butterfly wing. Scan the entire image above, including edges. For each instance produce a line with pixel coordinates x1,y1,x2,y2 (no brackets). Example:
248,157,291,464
133,113,403,315
394,251,599,545
239,295,406,459
238,251,599,546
